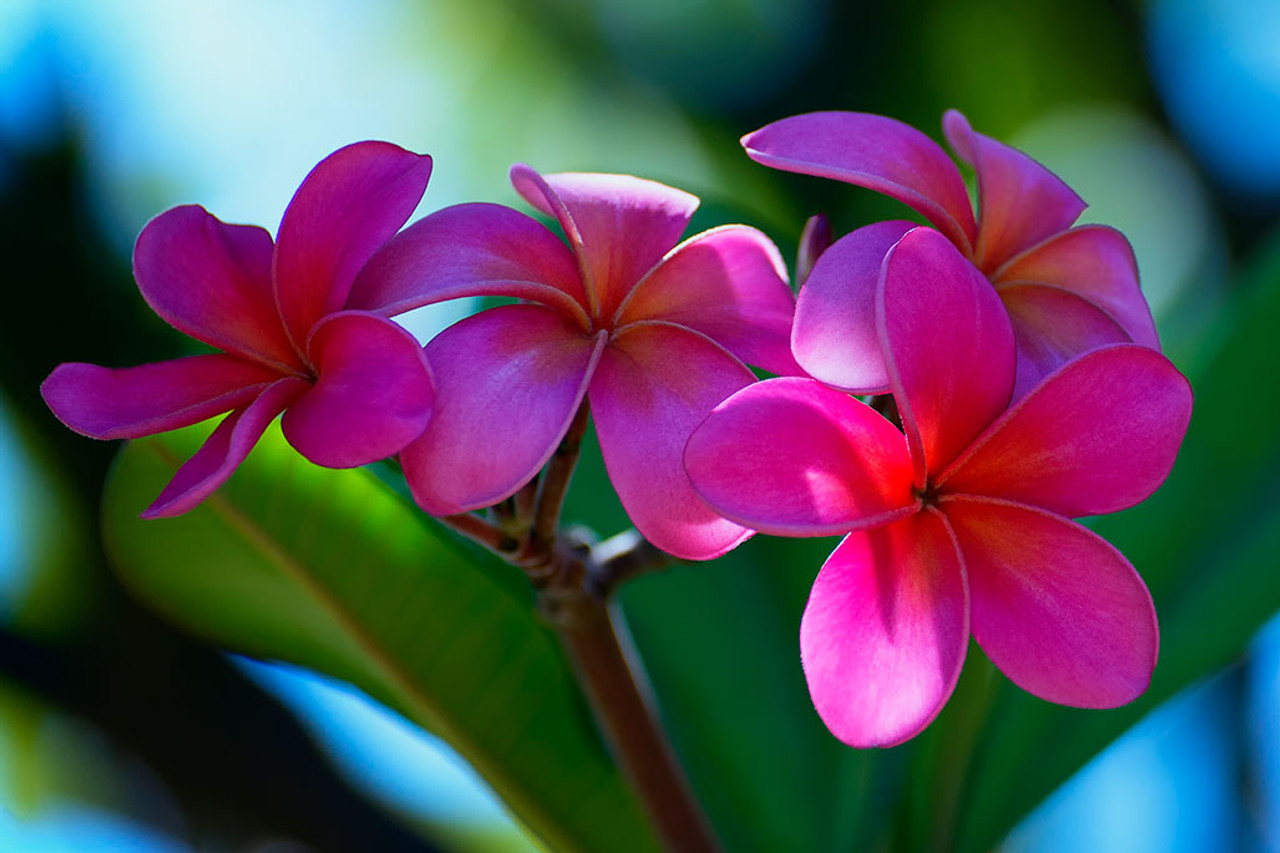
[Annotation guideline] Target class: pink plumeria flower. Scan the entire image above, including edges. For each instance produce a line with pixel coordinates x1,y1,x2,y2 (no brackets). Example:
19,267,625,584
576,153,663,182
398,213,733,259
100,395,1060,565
685,227,1192,747
42,142,437,518
744,110,1161,398
346,165,798,559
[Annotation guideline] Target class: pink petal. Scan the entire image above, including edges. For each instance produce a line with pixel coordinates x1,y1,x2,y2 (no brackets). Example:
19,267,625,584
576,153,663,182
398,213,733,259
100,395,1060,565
943,496,1157,707
993,224,1160,350
799,510,969,748
510,165,698,321
280,312,435,468
792,220,916,394
346,202,589,325
879,228,1015,485
41,354,281,440
942,110,1085,272
796,212,833,288
274,141,433,350
742,112,977,253
616,225,800,376
938,345,1193,517
400,305,605,515
141,377,310,518
589,322,755,560
1000,283,1131,399
133,206,299,370
683,377,918,537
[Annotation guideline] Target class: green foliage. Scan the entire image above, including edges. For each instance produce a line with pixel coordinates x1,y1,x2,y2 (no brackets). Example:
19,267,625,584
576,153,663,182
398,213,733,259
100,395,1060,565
102,423,658,853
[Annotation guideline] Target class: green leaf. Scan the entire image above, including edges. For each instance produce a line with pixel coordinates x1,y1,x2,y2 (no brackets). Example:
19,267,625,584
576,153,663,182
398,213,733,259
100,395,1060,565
943,229,1280,851
101,422,658,853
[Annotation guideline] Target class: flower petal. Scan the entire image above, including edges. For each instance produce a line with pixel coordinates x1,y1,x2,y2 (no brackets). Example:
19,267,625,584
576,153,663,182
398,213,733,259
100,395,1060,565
942,110,1085,272
879,228,1015,485
41,354,281,440
1000,283,1131,399
141,377,310,519
993,224,1160,350
799,510,969,748
792,220,916,393
742,112,977,253
943,496,1157,707
132,206,298,370
346,202,589,324
510,165,698,321
281,312,435,468
684,377,917,537
400,305,605,515
274,141,433,350
939,345,1193,517
589,322,755,559
616,225,799,376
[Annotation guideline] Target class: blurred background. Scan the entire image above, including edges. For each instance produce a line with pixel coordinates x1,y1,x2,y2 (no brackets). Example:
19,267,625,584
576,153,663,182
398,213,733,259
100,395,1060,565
2,0,1279,850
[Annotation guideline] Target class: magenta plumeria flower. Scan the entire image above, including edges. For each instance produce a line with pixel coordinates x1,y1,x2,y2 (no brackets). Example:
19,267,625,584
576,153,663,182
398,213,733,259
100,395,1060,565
346,164,798,559
685,227,1192,747
744,109,1161,398
42,142,437,518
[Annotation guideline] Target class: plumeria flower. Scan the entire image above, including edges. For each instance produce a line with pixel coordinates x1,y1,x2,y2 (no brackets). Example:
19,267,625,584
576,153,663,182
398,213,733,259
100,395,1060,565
684,227,1192,747
42,142,437,518
744,109,1161,398
346,165,798,559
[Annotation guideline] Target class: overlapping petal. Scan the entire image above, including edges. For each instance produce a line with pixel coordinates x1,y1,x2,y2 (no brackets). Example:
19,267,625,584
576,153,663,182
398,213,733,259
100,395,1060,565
133,206,298,370
942,110,1085,271
792,220,916,393
346,202,588,323
799,511,969,748
684,377,917,537
274,141,433,349
281,311,435,468
510,165,699,320
41,355,281,440
400,305,605,516
590,322,754,559
993,224,1160,350
878,228,1015,484
938,345,1193,518
742,112,977,252
140,377,310,519
1000,284,1131,399
944,497,1157,707
616,225,799,376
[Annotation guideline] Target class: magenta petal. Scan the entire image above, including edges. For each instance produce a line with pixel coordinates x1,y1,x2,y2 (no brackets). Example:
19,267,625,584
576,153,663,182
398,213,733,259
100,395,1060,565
743,112,977,253
42,355,281,440
994,224,1160,350
800,511,969,748
944,497,1157,707
684,377,917,537
879,228,1015,483
942,110,1085,271
589,323,755,560
281,312,435,468
940,345,1193,517
133,206,298,369
793,220,916,393
1000,283,1131,399
274,141,433,349
141,377,310,518
346,202,588,323
400,305,604,515
510,165,698,321
617,225,800,376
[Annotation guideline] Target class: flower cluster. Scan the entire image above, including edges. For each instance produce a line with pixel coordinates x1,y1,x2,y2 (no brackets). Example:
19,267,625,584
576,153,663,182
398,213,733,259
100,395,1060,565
42,109,1192,747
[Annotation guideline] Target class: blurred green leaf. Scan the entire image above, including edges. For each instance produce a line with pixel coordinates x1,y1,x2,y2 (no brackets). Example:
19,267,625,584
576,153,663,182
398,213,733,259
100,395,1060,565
101,423,658,853
944,228,1280,851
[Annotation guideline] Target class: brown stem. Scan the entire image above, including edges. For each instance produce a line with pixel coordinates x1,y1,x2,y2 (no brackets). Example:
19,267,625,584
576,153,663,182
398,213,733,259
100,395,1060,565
525,401,592,567
541,545,720,853
436,512,519,556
